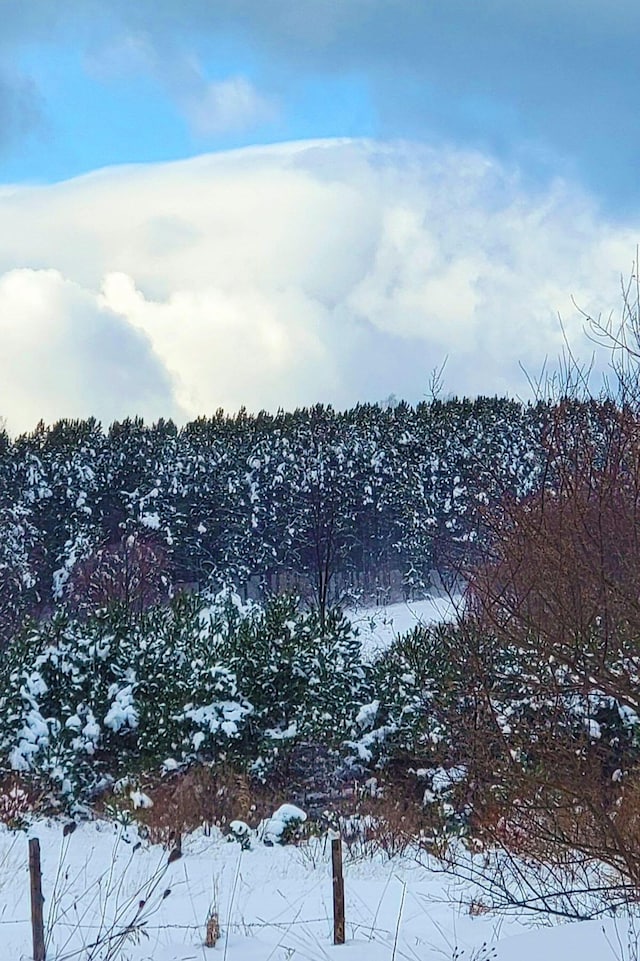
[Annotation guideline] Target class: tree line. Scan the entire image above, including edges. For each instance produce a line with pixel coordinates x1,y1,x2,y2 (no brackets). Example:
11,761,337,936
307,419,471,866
0,396,551,638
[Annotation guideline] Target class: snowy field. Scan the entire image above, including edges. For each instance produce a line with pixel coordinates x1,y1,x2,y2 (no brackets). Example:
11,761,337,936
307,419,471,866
1,818,632,961
347,592,463,661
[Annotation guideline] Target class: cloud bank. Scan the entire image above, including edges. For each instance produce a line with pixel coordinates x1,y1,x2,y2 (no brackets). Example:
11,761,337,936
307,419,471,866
0,138,637,433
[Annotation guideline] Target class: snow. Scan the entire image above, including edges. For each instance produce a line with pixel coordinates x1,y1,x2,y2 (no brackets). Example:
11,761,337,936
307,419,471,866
129,789,154,809
0,817,632,960
10,708,53,772
104,682,139,732
229,819,251,837
141,511,161,529
355,700,379,729
260,803,307,843
347,591,462,660
183,699,251,740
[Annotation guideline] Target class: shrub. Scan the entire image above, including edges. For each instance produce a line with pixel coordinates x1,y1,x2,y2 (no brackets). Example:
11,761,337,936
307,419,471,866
0,590,368,801
0,594,252,798
207,592,368,774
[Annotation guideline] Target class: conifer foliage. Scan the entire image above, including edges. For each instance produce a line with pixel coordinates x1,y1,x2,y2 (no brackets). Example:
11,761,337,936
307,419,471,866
0,590,368,800
0,398,544,635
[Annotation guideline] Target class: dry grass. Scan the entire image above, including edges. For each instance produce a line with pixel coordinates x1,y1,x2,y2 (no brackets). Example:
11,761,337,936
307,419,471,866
205,912,220,947
0,774,53,829
100,765,289,845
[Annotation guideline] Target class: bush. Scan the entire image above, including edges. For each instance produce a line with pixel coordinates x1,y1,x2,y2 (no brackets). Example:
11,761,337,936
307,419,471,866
0,590,368,801
207,592,368,774
350,610,640,871
0,594,251,797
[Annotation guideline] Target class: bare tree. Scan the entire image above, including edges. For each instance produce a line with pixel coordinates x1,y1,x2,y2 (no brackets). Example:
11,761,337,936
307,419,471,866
433,263,640,906
66,533,170,617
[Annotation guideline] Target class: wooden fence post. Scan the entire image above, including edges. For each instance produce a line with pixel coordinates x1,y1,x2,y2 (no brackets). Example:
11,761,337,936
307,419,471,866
331,837,345,945
29,837,46,961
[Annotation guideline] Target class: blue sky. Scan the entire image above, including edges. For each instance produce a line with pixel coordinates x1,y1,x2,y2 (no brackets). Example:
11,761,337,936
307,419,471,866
1,0,637,208
0,1,639,431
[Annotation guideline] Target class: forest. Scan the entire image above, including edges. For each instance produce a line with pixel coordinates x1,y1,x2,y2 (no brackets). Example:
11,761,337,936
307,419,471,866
0,395,547,638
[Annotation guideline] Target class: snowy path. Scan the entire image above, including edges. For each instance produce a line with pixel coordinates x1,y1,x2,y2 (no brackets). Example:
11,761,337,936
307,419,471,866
347,592,463,661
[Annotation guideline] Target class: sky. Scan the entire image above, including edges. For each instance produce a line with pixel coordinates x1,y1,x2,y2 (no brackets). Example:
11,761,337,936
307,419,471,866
0,0,639,432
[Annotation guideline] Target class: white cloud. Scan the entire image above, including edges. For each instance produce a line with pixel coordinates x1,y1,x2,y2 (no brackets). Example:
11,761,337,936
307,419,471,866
0,138,637,433
99,272,334,416
83,31,155,80
181,74,277,136
0,269,177,433
86,34,278,137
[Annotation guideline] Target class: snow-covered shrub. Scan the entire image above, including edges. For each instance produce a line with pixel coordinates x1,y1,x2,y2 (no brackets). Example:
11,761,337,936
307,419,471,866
259,803,307,845
228,819,253,849
227,804,308,848
350,623,462,769
0,590,367,800
347,621,479,838
353,608,640,874
0,595,252,797
204,591,369,773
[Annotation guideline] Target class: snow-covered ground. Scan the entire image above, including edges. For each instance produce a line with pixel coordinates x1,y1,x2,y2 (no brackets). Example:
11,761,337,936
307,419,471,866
1,819,630,961
347,592,463,661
